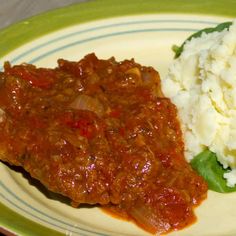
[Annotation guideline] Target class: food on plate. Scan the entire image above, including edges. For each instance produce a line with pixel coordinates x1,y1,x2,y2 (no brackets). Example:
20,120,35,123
0,53,207,234
173,21,232,59
163,20,236,190
191,150,236,192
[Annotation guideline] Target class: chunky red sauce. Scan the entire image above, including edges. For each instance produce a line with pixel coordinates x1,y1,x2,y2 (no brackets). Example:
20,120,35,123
0,54,207,234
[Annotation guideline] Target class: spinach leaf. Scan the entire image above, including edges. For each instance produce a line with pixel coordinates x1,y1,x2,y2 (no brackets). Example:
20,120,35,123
173,21,232,58
191,150,236,193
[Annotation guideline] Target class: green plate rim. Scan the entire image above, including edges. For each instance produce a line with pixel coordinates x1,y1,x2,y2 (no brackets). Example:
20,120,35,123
0,0,236,58
0,202,64,236
1,0,236,235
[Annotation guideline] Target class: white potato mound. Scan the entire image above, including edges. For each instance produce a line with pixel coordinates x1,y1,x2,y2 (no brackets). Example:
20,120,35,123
162,20,236,187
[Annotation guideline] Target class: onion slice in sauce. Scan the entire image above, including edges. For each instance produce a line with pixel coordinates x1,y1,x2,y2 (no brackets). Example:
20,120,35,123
70,94,104,116
129,204,169,234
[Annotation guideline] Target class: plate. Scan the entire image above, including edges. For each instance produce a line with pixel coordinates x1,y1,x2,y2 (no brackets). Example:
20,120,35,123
0,0,236,235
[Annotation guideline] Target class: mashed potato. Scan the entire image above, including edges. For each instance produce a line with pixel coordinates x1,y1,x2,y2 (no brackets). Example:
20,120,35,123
162,20,236,187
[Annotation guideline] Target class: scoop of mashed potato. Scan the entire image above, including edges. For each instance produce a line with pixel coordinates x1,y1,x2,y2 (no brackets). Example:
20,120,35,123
162,20,236,187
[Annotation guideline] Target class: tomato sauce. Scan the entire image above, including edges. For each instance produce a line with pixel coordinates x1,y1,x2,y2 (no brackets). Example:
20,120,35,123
0,53,207,234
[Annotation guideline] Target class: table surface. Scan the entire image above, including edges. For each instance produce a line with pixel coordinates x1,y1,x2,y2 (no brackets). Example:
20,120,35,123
0,0,87,30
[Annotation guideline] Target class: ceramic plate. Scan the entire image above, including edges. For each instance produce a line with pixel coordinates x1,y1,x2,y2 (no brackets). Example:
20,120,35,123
1,0,236,235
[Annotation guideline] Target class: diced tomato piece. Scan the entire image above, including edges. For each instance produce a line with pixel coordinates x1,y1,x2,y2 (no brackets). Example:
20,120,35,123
4,63,55,89
59,112,95,139
109,108,121,118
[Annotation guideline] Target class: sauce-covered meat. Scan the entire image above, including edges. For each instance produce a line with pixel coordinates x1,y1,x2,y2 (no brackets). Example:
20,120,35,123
0,54,207,234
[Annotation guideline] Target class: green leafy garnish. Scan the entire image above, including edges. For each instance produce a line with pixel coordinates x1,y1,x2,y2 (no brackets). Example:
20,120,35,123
191,150,236,193
173,21,232,58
